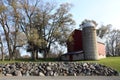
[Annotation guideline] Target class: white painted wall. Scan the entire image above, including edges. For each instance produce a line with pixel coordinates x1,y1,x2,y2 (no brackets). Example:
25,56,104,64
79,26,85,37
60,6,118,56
98,54,106,59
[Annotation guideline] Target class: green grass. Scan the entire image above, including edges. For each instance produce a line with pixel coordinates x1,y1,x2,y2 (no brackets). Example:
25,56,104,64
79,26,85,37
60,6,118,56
99,57,120,72
0,58,57,63
0,57,120,72
79,57,120,72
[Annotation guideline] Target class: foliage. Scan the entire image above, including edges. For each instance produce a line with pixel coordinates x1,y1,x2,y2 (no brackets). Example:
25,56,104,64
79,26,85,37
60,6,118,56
28,28,47,48
19,0,75,59
0,0,75,60
67,32,74,43
97,24,111,38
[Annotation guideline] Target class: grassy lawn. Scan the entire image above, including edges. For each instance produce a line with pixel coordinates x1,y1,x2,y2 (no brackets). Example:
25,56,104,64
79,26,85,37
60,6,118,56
79,57,120,72
98,57,120,72
0,57,120,72
0,58,57,63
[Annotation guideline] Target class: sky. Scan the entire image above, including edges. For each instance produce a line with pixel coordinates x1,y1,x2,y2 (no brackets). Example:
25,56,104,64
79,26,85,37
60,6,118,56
56,0,120,29
1,0,120,56
22,0,120,56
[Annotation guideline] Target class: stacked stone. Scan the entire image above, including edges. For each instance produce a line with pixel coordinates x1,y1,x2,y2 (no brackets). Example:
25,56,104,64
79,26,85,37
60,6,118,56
0,62,119,76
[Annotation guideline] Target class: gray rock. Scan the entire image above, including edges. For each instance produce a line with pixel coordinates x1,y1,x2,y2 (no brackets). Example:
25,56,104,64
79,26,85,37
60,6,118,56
47,62,51,65
39,72,45,76
46,66,51,71
11,70,22,76
10,69,15,75
90,64,96,70
85,71,91,76
73,73,77,76
63,73,67,76
12,70,18,76
83,63,88,67
2,67,5,71
21,70,26,76
2,71,6,75
53,72,58,76
6,73,13,76
10,64,16,69
6,67,11,74
50,71,54,76
26,71,30,76
17,70,22,76
33,70,39,76
29,69,34,76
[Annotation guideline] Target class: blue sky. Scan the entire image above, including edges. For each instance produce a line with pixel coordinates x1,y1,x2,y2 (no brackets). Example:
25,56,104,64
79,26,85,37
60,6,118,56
56,0,120,29
3,0,119,56
22,0,120,56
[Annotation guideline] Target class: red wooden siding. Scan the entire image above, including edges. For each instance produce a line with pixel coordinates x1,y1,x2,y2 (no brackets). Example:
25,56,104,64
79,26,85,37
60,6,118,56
73,30,83,51
67,30,83,52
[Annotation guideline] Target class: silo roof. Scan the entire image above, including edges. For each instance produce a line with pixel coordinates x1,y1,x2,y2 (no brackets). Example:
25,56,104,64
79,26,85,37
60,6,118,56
81,20,97,28
82,21,95,27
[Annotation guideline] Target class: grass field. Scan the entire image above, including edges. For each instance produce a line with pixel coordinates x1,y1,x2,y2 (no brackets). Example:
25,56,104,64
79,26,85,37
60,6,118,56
0,57,120,72
80,57,120,72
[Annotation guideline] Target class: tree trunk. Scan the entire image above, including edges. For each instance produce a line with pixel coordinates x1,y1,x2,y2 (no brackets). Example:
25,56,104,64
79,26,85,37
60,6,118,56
1,47,4,61
34,50,37,61
43,47,50,59
0,37,4,61
9,51,13,61
0,42,4,61
44,52,47,59
43,43,51,59
36,50,38,59
31,52,33,60
2,23,13,61
31,50,37,61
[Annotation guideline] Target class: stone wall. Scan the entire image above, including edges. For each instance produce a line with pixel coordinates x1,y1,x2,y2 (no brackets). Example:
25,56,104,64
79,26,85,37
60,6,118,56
0,62,119,76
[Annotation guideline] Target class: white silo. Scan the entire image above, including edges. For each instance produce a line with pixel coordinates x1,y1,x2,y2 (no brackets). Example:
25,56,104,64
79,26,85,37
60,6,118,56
81,20,98,60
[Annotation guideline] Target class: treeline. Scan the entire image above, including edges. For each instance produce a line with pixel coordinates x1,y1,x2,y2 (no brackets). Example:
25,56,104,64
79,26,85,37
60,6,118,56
97,24,120,56
0,0,119,61
0,0,75,61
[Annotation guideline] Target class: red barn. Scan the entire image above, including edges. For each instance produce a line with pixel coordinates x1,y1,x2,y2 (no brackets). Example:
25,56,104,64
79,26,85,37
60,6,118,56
67,30,83,52
61,29,106,61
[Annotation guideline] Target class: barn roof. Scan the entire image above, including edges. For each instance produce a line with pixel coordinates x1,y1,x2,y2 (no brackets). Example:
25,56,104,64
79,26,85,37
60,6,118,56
62,51,83,55
97,36,105,44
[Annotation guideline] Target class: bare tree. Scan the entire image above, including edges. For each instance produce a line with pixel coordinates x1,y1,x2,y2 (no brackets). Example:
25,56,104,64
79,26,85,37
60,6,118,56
19,0,45,60
20,1,75,59
0,2,13,60
35,3,75,59
97,24,111,38
106,29,120,56
0,0,25,60
0,0,75,61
